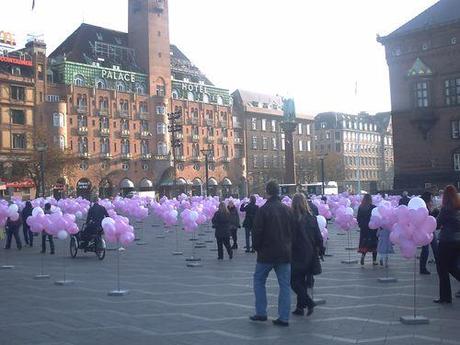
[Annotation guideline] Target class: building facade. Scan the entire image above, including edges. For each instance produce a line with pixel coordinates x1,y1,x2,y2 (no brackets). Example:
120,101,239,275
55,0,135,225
232,90,315,195
42,0,240,198
378,0,460,191
314,112,394,193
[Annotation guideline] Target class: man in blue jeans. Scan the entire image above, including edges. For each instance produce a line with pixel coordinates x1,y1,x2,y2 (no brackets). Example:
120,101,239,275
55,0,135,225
250,181,293,327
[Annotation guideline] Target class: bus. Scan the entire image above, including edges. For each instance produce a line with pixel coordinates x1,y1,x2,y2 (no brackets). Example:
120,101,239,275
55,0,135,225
279,181,338,197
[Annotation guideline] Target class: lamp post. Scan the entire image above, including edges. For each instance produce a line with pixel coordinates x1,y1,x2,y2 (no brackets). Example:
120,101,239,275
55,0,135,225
168,109,182,198
319,153,328,196
200,148,212,197
36,142,48,197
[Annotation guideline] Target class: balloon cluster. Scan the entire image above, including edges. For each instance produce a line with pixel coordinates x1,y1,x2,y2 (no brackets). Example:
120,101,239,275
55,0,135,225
316,215,328,244
333,206,358,231
101,214,135,246
26,207,79,239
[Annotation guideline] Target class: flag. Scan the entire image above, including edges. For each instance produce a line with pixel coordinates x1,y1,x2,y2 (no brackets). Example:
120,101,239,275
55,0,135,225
32,0,35,10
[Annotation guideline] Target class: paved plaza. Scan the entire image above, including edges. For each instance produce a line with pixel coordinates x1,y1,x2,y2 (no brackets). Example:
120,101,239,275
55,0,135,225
1,218,459,345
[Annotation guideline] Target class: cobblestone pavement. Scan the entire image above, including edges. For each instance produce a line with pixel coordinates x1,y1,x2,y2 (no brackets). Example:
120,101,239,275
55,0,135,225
0,218,459,345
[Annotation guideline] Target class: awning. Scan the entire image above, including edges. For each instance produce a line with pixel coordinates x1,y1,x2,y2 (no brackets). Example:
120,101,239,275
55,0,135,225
222,178,232,186
139,179,153,188
120,179,135,189
208,178,218,186
176,178,187,186
5,179,35,188
192,178,203,186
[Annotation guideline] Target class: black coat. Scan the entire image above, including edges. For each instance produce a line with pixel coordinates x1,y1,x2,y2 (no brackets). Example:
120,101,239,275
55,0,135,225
399,196,410,206
212,211,231,239
86,203,109,227
308,201,319,217
240,202,259,229
6,217,22,232
21,206,33,230
357,204,377,252
253,197,293,264
228,207,240,230
291,212,323,271
437,208,460,243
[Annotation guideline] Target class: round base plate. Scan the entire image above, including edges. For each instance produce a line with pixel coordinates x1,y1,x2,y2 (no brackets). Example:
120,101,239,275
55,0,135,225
108,290,129,296
34,274,50,280
55,280,75,286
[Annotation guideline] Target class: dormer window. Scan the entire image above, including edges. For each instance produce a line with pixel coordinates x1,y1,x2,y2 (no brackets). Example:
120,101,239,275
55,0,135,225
114,37,122,45
74,74,85,87
452,37,457,45
96,33,103,41
11,67,21,76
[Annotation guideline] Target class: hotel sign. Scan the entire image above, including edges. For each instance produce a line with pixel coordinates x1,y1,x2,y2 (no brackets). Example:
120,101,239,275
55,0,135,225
0,56,33,66
101,69,136,83
181,82,209,94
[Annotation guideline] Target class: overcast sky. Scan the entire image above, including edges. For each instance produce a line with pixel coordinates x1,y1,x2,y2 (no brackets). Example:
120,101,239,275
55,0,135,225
1,0,438,114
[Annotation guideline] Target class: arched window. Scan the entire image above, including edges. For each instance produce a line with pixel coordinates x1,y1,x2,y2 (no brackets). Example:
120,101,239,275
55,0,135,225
187,91,195,101
58,136,65,150
78,137,88,153
156,77,166,96
157,122,167,134
100,138,110,154
141,140,149,155
202,94,209,103
74,74,85,87
172,89,179,99
216,95,223,105
157,142,167,155
121,119,129,130
116,81,126,92
121,139,130,154
96,78,106,89
135,83,145,94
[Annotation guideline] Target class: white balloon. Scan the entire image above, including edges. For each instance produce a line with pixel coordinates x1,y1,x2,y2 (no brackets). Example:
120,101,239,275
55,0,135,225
32,207,44,217
408,197,427,210
75,211,83,219
316,215,327,230
8,204,19,213
57,230,68,240
371,207,381,217
101,217,115,227
345,207,354,216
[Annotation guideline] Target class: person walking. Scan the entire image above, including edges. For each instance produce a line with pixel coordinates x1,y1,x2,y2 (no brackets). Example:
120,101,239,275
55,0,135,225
377,228,393,267
21,201,34,247
433,185,460,304
419,191,439,275
212,202,233,260
41,203,55,255
290,193,324,317
5,214,22,250
227,200,240,250
357,194,378,265
250,181,293,327
399,191,410,206
240,195,259,253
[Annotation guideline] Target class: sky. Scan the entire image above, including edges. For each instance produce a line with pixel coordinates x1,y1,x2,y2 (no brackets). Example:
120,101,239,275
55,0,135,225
1,0,439,115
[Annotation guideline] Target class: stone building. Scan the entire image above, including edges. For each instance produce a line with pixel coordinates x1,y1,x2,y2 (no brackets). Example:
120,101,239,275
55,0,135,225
378,0,460,191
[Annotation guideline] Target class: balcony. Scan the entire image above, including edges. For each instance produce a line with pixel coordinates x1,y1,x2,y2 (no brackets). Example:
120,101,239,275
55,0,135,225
176,155,186,162
208,156,216,163
206,119,214,126
121,153,132,160
221,137,229,144
220,120,228,128
77,127,88,136
97,108,109,117
141,153,152,160
207,136,215,143
222,157,231,163
79,152,89,159
154,154,170,161
75,105,88,114
99,128,110,136
175,133,184,139
140,131,152,138
234,138,243,145
192,156,204,162
117,110,131,119
138,112,149,120
191,118,199,125
233,121,242,129
101,152,112,160
121,129,130,137
191,134,199,142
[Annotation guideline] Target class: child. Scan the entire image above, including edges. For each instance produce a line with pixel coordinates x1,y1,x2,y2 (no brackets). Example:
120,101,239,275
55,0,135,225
377,228,394,267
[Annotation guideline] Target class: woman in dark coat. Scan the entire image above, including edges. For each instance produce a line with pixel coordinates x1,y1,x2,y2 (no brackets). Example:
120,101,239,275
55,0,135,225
357,194,377,265
240,195,259,253
21,201,34,247
227,201,240,249
212,202,233,260
434,185,460,304
291,193,324,317
5,215,22,250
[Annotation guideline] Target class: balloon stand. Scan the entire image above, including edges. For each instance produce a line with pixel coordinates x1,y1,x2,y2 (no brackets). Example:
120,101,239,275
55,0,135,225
186,233,202,267
155,223,166,239
378,260,397,283
323,240,333,257
205,224,214,243
400,256,429,325
55,242,74,286
2,244,15,269
172,226,183,256
108,243,129,296
135,222,148,246
133,219,140,241
341,231,358,264
34,252,50,280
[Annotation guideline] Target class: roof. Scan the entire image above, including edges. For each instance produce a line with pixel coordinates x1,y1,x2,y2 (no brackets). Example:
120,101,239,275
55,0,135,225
234,89,283,108
381,0,460,41
170,44,213,85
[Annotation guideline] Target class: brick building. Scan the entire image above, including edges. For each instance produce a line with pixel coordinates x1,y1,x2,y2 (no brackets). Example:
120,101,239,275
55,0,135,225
232,90,315,195
314,112,393,193
378,0,460,191
43,0,240,198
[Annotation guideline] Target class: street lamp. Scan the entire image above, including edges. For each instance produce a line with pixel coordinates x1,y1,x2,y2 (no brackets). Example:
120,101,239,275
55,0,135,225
36,142,48,197
319,154,328,196
200,148,212,197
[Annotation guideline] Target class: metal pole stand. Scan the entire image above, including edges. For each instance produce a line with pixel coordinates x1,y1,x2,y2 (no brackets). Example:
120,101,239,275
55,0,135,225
186,234,202,267
400,256,429,325
108,244,129,296
341,231,358,264
133,218,140,241
34,251,50,279
172,226,183,256
205,223,214,243
378,257,397,283
136,221,148,246
55,242,74,286
2,244,15,269
154,223,166,239
323,239,333,258
194,226,206,249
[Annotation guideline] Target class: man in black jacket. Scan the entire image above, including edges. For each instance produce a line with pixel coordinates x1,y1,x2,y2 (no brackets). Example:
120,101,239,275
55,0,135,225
399,191,410,206
80,196,109,248
250,181,293,327
240,195,259,253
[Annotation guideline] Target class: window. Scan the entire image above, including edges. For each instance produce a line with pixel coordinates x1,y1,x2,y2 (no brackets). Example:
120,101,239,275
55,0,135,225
122,162,130,171
306,124,311,135
452,121,460,139
58,136,65,150
335,131,341,140
46,95,60,102
11,67,21,76
156,85,166,97
80,161,89,171
252,136,258,150
253,156,258,168
336,143,341,152
263,155,269,168
10,109,25,125
157,122,167,134
136,83,146,94
445,78,460,106
299,140,304,151
261,119,267,131
203,94,209,103
74,74,85,87
156,105,165,115
415,81,429,108
37,64,44,80
262,137,268,150
96,79,106,89
116,82,126,92
251,118,257,130
307,140,311,152
272,137,278,150
271,120,276,132
10,86,25,101
281,133,285,151
53,113,64,127
298,123,303,135
216,96,223,106
172,89,179,99
12,133,26,149
157,142,168,155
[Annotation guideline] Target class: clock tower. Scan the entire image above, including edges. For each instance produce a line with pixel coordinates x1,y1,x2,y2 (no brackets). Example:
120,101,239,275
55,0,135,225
128,0,171,99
